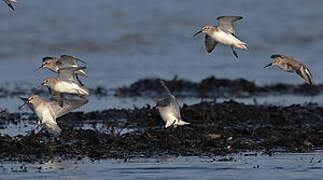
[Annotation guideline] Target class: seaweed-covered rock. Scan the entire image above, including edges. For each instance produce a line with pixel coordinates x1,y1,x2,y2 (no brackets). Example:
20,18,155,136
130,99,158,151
1,101,323,162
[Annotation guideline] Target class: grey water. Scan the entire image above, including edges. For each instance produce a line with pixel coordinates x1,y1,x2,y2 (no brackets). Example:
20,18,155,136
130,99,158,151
1,0,323,179
1,153,323,180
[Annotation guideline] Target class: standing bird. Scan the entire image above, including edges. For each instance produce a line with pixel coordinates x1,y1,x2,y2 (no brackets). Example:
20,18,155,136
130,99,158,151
19,95,88,136
194,16,247,58
264,54,313,85
34,55,88,86
154,80,190,128
41,67,90,98
2,0,16,11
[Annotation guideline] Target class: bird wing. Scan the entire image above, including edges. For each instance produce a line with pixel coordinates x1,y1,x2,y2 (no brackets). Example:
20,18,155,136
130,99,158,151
49,98,89,119
43,117,62,136
42,56,57,62
217,16,243,34
169,94,181,120
272,54,305,71
159,80,181,120
296,64,313,85
58,66,86,83
205,34,217,53
59,55,88,78
270,54,286,59
59,55,87,66
48,88,64,106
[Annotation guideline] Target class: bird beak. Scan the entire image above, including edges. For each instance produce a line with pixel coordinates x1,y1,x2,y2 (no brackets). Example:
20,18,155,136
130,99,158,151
264,63,272,68
33,65,43,72
193,30,203,37
18,97,29,110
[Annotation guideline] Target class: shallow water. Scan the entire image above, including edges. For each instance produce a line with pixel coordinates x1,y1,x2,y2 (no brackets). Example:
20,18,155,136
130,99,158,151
1,153,323,180
1,0,323,179
0,0,323,87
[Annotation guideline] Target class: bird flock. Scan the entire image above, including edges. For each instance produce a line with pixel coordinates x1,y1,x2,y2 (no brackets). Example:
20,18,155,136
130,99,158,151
4,3,314,136
19,55,89,136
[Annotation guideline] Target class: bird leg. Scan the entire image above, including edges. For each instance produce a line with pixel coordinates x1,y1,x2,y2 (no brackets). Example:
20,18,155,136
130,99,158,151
76,75,84,86
26,123,43,137
231,46,238,59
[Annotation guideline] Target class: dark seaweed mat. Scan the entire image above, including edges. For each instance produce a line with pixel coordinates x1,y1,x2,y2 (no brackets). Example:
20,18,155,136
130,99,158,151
1,101,323,162
0,76,321,99
116,76,322,98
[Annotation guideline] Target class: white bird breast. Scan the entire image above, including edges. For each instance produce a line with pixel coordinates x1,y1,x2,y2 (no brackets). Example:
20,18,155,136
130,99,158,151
56,81,82,94
41,109,56,124
158,107,177,123
35,106,54,124
212,31,240,46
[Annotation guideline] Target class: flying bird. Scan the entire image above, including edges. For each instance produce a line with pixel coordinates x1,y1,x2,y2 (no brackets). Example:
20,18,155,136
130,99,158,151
264,54,313,85
19,95,88,136
194,16,247,58
34,55,88,86
41,67,90,98
154,80,190,128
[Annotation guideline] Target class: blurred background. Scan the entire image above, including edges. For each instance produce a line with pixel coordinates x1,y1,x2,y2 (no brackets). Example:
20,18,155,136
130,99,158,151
0,0,322,111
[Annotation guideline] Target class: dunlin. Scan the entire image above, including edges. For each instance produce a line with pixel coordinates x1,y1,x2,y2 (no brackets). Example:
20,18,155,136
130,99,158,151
34,55,88,86
194,16,247,58
19,95,88,136
154,80,190,128
57,66,87,84
41,67,90,97
3,0,16,11
264,54,313,85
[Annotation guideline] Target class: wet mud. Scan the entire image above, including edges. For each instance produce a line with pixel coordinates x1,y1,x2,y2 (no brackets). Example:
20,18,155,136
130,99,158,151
1,100,323,162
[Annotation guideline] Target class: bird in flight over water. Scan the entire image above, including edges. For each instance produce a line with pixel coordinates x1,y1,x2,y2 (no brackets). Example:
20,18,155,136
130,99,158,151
194,16,247,59
264,54,313,85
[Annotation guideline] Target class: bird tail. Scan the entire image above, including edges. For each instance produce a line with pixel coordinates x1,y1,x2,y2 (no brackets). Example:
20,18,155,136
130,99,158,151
235,42,248,50
78,86,90,96
176,119,190,126
45,123,62,136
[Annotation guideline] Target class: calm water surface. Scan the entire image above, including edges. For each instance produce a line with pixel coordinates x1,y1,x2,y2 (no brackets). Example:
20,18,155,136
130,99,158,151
1,153,323,180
